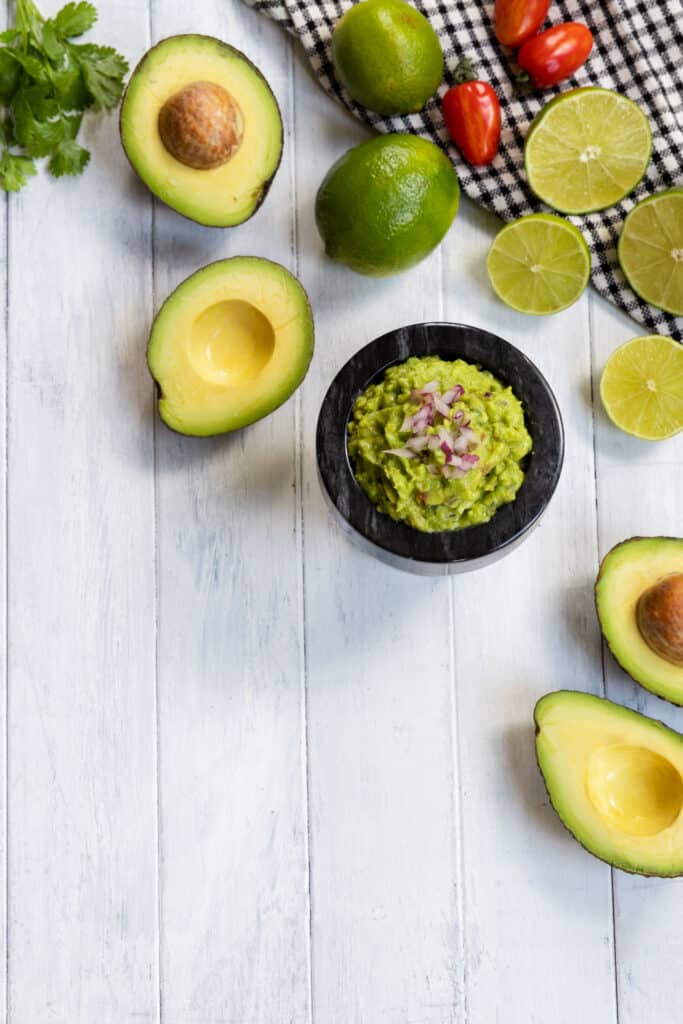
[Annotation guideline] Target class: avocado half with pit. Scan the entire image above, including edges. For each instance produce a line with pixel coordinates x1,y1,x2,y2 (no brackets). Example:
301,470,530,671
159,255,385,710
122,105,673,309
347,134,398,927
120,35,283,227
535,691,683,876
148,257,314,436
596,537,683,705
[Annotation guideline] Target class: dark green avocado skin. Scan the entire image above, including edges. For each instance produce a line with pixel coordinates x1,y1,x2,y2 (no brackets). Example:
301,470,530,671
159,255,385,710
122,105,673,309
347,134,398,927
147,256,314,438
119,34,284,229
534,690,683,878
595,536,683,708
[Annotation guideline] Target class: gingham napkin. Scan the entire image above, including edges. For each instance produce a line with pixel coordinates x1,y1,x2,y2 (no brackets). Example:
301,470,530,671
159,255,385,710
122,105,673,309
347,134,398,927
244,0,683,339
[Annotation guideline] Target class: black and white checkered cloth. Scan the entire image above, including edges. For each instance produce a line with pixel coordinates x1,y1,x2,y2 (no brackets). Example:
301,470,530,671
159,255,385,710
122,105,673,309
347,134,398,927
244,0,683,339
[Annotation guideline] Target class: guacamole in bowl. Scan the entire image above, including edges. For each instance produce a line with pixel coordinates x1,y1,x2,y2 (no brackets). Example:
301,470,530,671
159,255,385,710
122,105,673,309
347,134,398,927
316,321,564,575
347,355,532,533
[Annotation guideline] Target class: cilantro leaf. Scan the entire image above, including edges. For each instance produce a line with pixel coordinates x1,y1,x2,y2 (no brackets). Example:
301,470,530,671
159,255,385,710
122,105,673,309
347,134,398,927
71,42,127,110
22,81,60,119
0,0,127,192
12,89,63,156
52,60,89,110
0,49,21,100
0,151,36,191
48,136,89,176
6,49,50,82
53,2,97,39
60,111,82,139
39,20,66,63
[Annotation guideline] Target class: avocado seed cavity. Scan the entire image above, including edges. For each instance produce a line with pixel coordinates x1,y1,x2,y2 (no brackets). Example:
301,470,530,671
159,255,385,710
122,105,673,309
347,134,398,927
158,81,244,170
636,573,683,667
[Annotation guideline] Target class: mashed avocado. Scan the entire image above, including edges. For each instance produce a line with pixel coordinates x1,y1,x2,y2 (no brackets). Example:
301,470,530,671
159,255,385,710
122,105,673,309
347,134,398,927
347,355,532,532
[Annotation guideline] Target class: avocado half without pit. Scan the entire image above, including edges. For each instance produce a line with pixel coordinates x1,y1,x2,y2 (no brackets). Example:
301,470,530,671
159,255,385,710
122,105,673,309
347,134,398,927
596,537,683,704
535,691,683,876
120,35,283,226
148,257,314,436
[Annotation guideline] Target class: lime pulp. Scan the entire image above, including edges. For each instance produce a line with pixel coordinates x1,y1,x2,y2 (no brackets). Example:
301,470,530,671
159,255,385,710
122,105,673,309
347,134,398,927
524,88,652,215
600,334,683,441
486,213,591,315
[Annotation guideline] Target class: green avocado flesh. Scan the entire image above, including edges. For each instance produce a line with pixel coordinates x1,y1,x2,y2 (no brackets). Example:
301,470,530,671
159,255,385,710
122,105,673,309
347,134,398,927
535,690,683,876
596,537,683,705
347,355,532,532
120,35,283,227
148,257,314,436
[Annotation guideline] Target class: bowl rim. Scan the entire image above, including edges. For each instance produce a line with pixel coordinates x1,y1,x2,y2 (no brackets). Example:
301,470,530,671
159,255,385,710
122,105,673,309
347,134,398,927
316,321,565,566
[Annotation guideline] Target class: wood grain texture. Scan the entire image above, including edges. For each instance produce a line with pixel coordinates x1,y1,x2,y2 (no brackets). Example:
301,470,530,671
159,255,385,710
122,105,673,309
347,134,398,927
442,203,618,1024
150,3,311,1022
0,175,6,1024
1,1,679,1021
0,2,7,1010
294,68,465,1024
591,293,683,1024
5,3,158,1020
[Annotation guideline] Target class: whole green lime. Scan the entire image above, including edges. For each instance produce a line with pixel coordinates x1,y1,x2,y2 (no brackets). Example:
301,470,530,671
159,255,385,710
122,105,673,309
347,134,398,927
315,134,460,277
332,0,443,115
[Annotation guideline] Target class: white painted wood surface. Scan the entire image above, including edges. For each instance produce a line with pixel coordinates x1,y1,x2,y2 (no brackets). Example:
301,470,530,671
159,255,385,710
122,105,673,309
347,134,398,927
2,1,682,1022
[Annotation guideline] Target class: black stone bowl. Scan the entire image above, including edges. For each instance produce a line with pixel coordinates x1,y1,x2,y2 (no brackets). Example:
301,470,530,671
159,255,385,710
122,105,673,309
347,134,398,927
316,322,564,575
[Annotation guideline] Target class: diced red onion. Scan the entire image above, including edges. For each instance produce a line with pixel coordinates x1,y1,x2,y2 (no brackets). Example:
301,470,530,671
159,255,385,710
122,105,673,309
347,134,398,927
434,397,452,417
383,447,417,459
461,453,480,465
418,380,439,394
406,435,430,452
411,410,430,435
400,415,414,433
440,441,453,460
452,434,468,455
442,384,465,404
459,426,477,445
453,410,464,422
428,435,442,450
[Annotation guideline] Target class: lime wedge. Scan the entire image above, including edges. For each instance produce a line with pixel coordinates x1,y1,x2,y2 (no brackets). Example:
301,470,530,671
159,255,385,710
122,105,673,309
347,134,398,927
618,190,683,316
525,88,652,215
600,335,683,441
486,213,591,314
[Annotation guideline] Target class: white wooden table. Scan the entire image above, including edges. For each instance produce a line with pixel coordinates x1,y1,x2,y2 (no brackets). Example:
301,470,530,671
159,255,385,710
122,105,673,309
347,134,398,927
2,1,682,1021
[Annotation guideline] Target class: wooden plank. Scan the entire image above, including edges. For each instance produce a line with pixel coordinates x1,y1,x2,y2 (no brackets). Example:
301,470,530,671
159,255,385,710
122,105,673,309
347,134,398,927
5,3,158,1021
0,7,7,1016
0,152,6,1024
294,67,465,1024
442,201,618,1023
150,3,311,1021
591,294,683,1024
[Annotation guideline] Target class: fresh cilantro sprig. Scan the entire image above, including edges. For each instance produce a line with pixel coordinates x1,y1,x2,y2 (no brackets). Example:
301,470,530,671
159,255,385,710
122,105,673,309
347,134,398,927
0,0,128,191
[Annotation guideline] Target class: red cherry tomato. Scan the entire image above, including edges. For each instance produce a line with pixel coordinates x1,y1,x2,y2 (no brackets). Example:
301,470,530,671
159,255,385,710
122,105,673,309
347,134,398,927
442,81,501,166
494,0,550,48
518,23,594,87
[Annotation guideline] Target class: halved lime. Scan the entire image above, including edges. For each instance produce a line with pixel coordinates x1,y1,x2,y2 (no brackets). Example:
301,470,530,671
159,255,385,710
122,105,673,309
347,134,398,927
486,213,591,314
525,88,652,215
600,335,683,441
618,190,683,316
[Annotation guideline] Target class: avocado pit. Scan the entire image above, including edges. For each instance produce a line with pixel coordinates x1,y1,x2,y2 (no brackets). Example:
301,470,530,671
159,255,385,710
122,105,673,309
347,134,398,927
158,80,244,170
636,573,683,667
